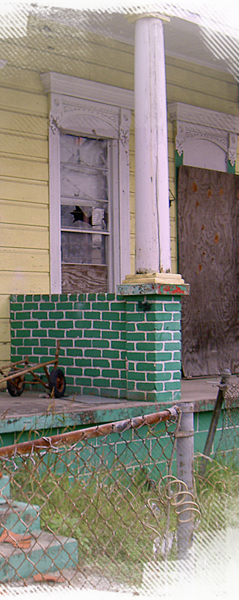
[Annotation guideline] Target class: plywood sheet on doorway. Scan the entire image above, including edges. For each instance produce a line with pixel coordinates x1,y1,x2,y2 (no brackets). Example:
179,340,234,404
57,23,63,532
178,165,239,377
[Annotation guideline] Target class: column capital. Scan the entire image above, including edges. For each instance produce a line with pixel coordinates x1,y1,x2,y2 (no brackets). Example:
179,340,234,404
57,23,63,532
124,3,173,23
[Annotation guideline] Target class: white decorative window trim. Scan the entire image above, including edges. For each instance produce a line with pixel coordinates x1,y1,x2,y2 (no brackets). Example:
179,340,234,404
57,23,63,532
228,132,238,167
41,72,134,110
168,102,239,168
41,72,132,293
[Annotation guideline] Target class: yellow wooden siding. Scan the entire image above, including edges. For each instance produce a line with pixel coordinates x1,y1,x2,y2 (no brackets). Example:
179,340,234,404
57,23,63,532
0,248,49,272
0,14,238,364
0,132,48,159
0,273,49,293
0,296,10,372
0,179,48,204
1,224,49,249
0,109,48,136
0,318,11,371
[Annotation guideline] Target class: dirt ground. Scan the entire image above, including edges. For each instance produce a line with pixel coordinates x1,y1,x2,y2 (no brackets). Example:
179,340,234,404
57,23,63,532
0,567,135,600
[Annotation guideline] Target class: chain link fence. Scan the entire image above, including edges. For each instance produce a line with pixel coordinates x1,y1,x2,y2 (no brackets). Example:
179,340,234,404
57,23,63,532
0,405,195,593
215,380,239,463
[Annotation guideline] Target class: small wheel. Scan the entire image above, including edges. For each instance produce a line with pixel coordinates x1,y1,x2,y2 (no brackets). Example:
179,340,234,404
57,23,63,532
7,370,25,397
49,368,66,398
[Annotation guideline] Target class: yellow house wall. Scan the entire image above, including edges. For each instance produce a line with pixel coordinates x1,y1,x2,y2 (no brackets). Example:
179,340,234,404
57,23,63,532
0,14,238,365
0,16,135,367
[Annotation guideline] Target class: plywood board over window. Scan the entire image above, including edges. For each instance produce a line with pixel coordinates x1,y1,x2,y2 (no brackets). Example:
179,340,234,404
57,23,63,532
41,72,133,293
178,166,239,377
170,103,239,377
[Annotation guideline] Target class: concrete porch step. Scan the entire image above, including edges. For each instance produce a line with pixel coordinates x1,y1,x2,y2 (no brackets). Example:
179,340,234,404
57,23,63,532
0,501,41,535
0,476,10,503
0,530,78,582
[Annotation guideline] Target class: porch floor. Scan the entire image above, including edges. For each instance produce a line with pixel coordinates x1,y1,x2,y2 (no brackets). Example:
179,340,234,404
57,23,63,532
0,375,237,419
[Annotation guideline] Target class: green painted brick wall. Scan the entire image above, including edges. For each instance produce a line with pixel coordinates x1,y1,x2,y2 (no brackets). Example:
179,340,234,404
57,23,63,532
10,293,127,399
10,292,182,401
125,295,181,402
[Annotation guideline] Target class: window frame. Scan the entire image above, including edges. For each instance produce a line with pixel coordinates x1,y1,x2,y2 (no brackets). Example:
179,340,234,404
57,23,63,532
41,72,133,293
60,134,113,293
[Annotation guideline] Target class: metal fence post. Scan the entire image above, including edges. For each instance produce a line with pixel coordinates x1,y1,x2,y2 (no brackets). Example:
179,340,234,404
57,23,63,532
176,402,194,560
200,369,231,477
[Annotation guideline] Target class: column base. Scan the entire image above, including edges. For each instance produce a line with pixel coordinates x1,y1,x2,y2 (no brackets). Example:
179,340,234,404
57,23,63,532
118,272,189,295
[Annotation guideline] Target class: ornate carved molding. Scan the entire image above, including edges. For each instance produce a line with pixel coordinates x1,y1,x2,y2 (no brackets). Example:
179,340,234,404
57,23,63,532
62,95,119,120
228,151,236,167
168,102,239,133
175,140,183,156
119,109,131,149
49,92,120,139
40,71,134,110
228,132,238,166
175,121,185,156
169,102,239,167
50,113,61,134
186,127,227,151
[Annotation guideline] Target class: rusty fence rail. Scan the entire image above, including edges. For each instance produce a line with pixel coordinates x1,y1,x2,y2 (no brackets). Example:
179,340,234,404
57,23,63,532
0,404,191,592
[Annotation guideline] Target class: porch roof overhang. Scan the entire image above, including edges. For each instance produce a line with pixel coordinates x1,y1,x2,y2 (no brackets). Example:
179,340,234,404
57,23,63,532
0,0,239,74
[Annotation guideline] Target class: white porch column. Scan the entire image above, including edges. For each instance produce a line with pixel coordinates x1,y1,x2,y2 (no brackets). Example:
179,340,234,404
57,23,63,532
135,15,171,274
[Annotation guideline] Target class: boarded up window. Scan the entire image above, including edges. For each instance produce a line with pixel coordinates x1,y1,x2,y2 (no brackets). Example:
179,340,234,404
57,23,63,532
178,165,239,377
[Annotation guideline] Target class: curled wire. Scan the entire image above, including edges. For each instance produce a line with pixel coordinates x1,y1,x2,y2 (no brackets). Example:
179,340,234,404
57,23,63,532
159,475,201,523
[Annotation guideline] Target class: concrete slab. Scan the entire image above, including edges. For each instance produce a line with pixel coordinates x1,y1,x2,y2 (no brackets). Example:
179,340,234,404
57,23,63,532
5,566,135,600
181,376,220,403
0,374,238,423
0,391,157,419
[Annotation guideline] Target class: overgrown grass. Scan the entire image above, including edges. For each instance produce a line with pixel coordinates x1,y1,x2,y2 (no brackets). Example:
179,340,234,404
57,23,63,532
7,452,239,588
11,463,176,600
195,462,239,600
